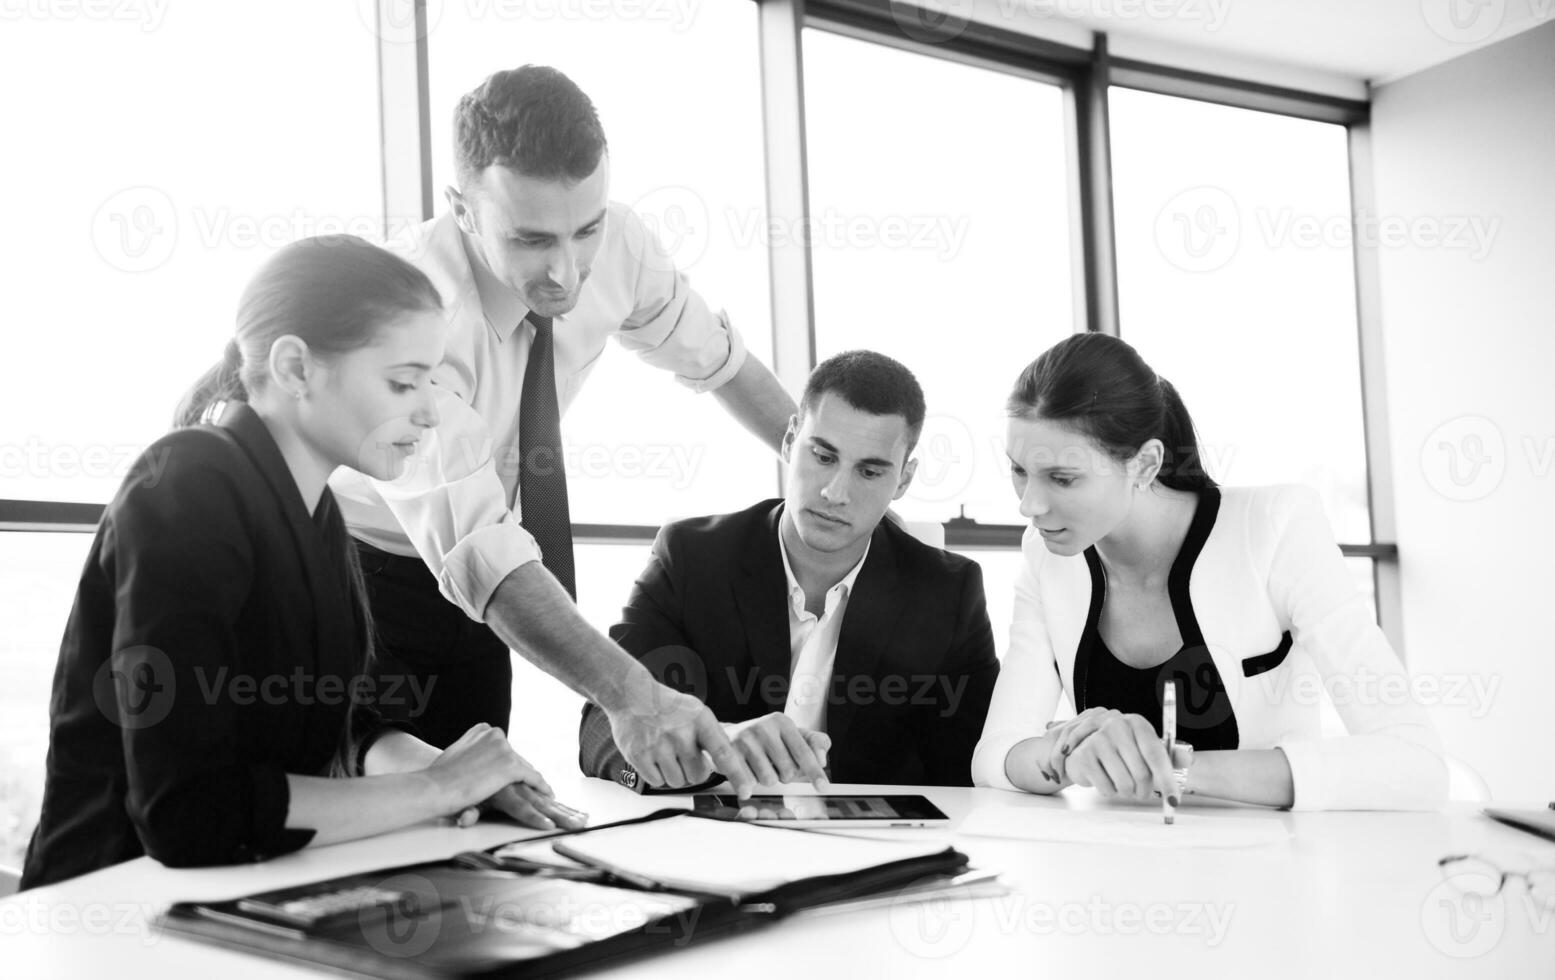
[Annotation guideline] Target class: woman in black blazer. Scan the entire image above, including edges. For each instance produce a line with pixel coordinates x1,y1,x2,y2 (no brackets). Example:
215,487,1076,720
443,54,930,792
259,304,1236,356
21,236,578,891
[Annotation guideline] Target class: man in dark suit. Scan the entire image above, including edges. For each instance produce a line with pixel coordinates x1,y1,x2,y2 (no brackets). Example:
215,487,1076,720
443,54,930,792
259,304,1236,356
580,351,1000,789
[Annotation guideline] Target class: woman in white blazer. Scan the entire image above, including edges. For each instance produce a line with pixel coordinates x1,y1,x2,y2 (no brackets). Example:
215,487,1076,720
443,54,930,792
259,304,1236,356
970,334,1445,810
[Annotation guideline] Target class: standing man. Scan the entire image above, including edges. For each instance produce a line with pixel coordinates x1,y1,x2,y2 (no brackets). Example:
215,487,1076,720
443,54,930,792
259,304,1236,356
331,66,795,795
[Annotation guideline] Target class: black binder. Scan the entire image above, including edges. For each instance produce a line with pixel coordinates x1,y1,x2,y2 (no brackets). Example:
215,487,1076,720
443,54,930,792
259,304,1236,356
158,809,969,979
1484,806,1555,844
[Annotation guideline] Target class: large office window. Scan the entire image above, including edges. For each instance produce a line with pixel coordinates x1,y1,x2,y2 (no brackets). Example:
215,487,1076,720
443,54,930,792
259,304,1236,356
0,533,92,869
0,1,383,871
0,5,382,504
803,29,1077,528
425,3,777,528
1109,88,1373,545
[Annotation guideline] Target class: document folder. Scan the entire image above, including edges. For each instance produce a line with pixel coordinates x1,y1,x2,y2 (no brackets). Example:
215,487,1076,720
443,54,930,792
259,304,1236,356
158,808,969,979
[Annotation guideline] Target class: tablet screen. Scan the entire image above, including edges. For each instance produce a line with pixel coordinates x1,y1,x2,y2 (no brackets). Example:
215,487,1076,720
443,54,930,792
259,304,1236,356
692,794,949,823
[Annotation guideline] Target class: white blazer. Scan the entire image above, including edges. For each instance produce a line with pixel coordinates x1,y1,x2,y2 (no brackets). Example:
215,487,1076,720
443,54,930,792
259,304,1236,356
971,485,1446,810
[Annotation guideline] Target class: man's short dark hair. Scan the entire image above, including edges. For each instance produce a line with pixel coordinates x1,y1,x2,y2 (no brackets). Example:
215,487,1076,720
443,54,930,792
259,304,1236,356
453,66,607,188
800,350,927,457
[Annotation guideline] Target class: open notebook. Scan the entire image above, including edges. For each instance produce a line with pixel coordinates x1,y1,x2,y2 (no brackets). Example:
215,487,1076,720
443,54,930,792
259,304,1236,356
550,814,953,898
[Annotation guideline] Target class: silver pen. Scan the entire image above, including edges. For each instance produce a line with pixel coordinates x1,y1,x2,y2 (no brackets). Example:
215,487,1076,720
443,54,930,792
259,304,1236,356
1162,682,1177,826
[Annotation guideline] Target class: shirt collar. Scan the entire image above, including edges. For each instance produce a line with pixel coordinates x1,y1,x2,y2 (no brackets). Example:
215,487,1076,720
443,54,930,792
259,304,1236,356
459,231,530,344
777,527,870,612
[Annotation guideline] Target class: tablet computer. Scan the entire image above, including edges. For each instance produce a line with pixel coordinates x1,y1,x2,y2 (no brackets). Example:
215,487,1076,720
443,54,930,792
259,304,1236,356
692,794,951,828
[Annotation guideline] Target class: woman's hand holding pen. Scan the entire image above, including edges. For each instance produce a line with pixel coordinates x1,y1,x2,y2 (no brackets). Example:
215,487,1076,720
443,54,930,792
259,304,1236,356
1058,709,1178,804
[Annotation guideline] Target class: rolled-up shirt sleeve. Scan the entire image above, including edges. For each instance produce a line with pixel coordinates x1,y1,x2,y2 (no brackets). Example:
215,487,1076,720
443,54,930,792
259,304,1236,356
613,206,747,393
371,384,543,621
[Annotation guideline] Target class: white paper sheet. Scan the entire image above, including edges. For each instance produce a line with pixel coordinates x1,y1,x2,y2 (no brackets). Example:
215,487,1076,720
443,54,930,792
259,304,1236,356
553,815,953,896
958,807,1291,848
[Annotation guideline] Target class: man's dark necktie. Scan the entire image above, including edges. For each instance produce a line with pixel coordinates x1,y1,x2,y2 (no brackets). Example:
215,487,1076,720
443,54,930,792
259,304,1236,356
518,312,576,600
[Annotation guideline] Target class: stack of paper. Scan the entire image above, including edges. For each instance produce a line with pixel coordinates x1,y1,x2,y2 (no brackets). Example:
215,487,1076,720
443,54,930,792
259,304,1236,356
553,815,953,897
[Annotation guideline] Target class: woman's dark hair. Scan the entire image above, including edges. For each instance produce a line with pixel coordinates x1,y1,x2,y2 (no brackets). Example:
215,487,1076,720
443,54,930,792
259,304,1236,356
175,235,442,428
175,234,442,776
1006,333,1217,493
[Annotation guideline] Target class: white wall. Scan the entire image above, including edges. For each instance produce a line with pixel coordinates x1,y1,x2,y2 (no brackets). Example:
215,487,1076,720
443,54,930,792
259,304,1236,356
1371,22,1555,803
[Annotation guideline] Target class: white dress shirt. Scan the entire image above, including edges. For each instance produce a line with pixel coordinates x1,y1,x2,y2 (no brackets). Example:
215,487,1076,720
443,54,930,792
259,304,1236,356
778,535,870,734
330,206,747,621
971,485,1446,810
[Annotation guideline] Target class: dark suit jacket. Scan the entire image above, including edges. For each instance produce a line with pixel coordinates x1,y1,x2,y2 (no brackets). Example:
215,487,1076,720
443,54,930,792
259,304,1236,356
579,500,1000,787
21,402,384,890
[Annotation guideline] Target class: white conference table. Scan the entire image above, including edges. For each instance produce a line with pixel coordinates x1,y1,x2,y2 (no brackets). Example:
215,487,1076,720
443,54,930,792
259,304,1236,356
3,778,1551,978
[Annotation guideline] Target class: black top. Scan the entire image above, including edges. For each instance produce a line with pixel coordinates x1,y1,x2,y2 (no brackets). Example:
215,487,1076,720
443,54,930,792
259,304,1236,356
1072,487,1243,750
577,499,1001,787
21,402,386,890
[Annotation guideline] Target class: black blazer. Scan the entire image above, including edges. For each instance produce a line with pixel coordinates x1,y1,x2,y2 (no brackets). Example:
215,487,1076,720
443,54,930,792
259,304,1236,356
579,500,1000,787
21,402,382,890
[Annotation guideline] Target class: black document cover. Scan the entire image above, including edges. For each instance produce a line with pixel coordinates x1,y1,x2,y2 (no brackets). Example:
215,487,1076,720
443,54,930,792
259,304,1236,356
158,809,968,979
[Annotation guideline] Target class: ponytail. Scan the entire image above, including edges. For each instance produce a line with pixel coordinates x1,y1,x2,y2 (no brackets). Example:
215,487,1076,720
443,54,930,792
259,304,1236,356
173,338,248,428
1154,377,1216,493
1007,333,1218,491
173,236,439,431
